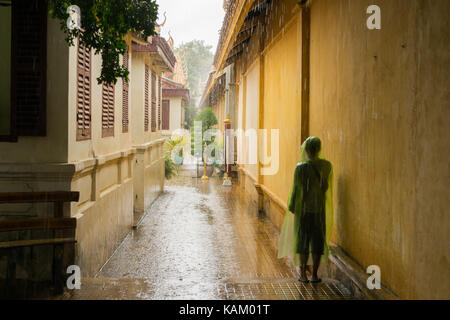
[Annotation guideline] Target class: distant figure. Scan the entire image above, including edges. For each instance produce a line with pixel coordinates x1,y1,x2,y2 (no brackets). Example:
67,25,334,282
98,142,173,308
278,136,333,283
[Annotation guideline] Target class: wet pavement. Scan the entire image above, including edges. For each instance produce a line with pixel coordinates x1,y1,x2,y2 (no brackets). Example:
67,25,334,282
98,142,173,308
60,169,351,300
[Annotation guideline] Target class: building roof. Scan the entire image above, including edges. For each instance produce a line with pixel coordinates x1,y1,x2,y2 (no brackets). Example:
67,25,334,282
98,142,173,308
200,0,274,108
200,0,260,107
164,46,189,88
162,77,190,103
132,36,177,72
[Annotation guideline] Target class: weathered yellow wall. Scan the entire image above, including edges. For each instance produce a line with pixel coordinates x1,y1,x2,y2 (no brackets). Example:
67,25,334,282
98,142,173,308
310,0,450,299
234,0,300,189
212,95,226,133
72,151,135,276
262,17,302,204
229,0,449,299
236,78,244,165
133,141,164,219
243,60,260,179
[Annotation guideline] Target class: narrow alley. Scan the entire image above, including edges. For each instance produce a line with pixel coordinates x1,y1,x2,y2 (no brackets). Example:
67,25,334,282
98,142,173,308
60,169,350,300
1,0,448,303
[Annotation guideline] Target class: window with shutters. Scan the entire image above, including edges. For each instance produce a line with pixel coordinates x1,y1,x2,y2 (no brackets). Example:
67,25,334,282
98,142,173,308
1,0,47,141
162,100,170,130
144,65,149,132
151,70,157,132
122,47,129,133
102,83,115,138
76,40,92,141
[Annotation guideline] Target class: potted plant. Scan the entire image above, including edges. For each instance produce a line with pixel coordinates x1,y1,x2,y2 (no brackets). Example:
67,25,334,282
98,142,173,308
163,136,189,180
164,136,188,165
164,156,178,180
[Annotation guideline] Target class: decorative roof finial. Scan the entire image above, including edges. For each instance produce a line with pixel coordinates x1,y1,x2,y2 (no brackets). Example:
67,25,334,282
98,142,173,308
155,11,167,35
168,31,174,50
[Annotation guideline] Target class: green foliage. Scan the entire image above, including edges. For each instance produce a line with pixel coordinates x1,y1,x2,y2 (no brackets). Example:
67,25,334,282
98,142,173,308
194,107,218,130
190,107,218,156
175,40,213,98
184,103,198,130
49,0,159,84
164,157,178,180
164,136,186,158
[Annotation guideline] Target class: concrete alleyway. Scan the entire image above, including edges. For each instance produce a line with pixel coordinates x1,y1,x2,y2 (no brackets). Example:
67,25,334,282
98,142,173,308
60,169,351,300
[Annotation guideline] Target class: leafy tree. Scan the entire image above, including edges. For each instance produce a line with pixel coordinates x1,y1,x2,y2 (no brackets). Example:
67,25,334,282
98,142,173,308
190,107,218,157
194,107,218,130
184,103,198,129
49,0,159,84
175,40,213,100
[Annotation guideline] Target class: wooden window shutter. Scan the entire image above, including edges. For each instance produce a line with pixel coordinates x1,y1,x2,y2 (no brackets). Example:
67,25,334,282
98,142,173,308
144,65,149,132
76,39,91,141
151,70,156,132
13,0,47,136
122,47,129,133
102,83,115,137
158,77,162,130
162,100,170,130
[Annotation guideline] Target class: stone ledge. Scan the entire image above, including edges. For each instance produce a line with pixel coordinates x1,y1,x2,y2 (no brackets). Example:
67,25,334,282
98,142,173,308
133,138,166,153
256,183,288,212
73,149,136,176
328,245,399,300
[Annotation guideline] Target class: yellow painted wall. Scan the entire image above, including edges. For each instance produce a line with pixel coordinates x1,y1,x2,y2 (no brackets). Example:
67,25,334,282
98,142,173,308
133,140,164,217
71,151,135,276
262,18,302,204
233,0,299,186
309,0,450,299
211,95,225,133
237,76,245,164
244,60,259,179
229,0,449,299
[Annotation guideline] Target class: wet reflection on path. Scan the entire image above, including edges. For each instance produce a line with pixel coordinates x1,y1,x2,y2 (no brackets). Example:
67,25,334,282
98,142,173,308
61,172,351,300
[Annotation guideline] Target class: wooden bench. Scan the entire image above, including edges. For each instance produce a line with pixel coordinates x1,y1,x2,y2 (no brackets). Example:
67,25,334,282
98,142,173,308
0,191,79,295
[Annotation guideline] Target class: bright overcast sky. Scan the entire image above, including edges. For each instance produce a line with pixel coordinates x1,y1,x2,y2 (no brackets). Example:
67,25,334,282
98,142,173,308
157,0,225,51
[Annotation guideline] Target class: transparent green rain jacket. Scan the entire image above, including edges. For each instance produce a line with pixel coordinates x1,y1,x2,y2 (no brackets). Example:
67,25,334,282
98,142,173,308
278,137,334,266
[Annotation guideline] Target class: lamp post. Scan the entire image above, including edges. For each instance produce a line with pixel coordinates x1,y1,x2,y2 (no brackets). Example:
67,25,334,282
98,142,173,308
223,114,232,186
201,142,209,181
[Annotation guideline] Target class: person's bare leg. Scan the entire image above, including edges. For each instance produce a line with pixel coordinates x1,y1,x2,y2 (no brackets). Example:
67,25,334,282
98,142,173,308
299,254,309,282
305,265,312,275
312,254,321,281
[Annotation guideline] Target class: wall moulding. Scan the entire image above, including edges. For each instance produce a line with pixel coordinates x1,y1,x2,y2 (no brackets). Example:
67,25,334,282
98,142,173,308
134,137,165,153
0,163,76,182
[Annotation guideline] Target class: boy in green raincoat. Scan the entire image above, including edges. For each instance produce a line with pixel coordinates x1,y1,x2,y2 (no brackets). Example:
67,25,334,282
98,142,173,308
278,136,333,283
